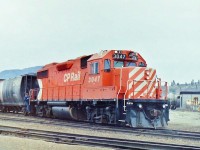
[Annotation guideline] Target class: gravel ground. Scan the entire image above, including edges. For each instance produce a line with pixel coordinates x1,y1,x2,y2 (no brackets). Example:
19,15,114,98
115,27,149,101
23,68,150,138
168,110,200,132
0,135,105,150
0,110,199,149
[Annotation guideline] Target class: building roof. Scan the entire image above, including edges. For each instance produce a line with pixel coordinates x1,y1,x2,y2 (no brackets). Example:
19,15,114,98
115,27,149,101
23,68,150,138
180,91,200,95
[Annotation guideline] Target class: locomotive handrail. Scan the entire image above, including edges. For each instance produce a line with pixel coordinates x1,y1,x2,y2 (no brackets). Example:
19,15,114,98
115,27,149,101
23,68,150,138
117,67,123,109
112,78,168,112
31,80,167,102
124,79,132,111
164,81,168,100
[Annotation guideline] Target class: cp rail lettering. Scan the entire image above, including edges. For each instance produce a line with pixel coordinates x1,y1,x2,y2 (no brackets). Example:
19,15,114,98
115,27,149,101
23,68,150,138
64,71,81,82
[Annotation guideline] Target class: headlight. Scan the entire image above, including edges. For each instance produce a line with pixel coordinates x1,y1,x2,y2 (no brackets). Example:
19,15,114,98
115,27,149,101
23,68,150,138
138,104,143,109
163,104,168,108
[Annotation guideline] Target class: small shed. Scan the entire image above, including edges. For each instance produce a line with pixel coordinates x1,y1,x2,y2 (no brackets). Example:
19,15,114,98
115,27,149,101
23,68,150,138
179,91,200,111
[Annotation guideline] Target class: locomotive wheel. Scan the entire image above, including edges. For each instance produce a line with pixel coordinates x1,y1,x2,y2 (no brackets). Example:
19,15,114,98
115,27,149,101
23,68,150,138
22,107,28,116
2,107,6,113
13,107,19,114
36,105,46,117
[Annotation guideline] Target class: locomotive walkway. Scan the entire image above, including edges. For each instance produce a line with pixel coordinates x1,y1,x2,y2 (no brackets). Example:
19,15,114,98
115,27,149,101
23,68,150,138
0,125,200,150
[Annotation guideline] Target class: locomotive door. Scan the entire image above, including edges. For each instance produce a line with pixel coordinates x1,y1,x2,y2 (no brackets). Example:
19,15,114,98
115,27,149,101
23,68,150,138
88,61,101,84
86,61,101,99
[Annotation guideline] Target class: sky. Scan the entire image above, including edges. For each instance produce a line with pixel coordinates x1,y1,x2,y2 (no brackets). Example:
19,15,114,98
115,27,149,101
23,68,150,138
0,0,199,83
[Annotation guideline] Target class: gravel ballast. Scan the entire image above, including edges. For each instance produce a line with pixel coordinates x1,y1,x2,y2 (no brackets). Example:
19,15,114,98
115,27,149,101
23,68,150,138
0,110,199,149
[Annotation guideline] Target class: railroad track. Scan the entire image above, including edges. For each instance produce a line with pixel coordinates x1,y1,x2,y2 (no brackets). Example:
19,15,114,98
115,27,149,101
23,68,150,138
0,125,200,150
0,112,200,142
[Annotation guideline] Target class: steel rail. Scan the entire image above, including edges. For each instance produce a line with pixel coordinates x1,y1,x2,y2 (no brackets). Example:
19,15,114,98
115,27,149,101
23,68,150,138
0,113,200,141
0,125,200,150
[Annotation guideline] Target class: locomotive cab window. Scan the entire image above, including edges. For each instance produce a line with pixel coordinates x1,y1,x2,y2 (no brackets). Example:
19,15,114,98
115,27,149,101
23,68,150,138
104,59,111,72
90,62,99,74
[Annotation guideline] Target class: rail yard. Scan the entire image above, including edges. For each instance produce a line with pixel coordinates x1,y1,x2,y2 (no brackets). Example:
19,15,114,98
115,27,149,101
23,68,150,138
0,110,199,149
0,50,169,129
1,0,199,149
0,50,199,149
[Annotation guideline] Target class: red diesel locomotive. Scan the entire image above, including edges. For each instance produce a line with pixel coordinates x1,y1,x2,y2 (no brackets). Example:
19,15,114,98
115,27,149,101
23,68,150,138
0,50,169,128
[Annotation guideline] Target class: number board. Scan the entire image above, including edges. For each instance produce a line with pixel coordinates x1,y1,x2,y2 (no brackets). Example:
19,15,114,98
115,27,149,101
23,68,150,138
113,54,126,59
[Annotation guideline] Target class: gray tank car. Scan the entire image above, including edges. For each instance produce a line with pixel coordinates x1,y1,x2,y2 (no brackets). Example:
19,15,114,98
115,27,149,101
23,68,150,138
0,75,39,112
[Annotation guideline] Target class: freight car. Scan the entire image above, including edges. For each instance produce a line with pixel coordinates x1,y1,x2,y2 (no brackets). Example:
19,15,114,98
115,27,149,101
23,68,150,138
0,50,169,128
0,75,38,113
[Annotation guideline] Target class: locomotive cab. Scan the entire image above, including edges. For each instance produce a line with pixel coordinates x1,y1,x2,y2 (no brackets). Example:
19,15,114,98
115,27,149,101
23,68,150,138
86,50,169,128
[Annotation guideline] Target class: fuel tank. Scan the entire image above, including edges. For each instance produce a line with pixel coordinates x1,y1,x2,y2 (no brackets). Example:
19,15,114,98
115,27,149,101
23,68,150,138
52,107,77,120
52,106,86,120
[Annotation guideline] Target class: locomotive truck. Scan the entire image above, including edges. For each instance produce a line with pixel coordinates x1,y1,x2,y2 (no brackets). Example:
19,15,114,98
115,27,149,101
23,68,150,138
0,50,169,128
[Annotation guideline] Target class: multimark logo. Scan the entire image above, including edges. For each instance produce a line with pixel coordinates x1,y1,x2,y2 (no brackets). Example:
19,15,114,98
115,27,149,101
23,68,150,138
64,71,81,82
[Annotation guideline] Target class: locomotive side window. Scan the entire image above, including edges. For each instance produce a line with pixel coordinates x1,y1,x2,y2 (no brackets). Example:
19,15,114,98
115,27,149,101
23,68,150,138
90,62,99,74
114,61,124,68
37,70,48,78
139,62,146,67
104,59,111,71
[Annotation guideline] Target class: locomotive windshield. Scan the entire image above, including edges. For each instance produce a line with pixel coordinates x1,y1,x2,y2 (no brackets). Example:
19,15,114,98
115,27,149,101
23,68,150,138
126,62,136,67
114,61,137,68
